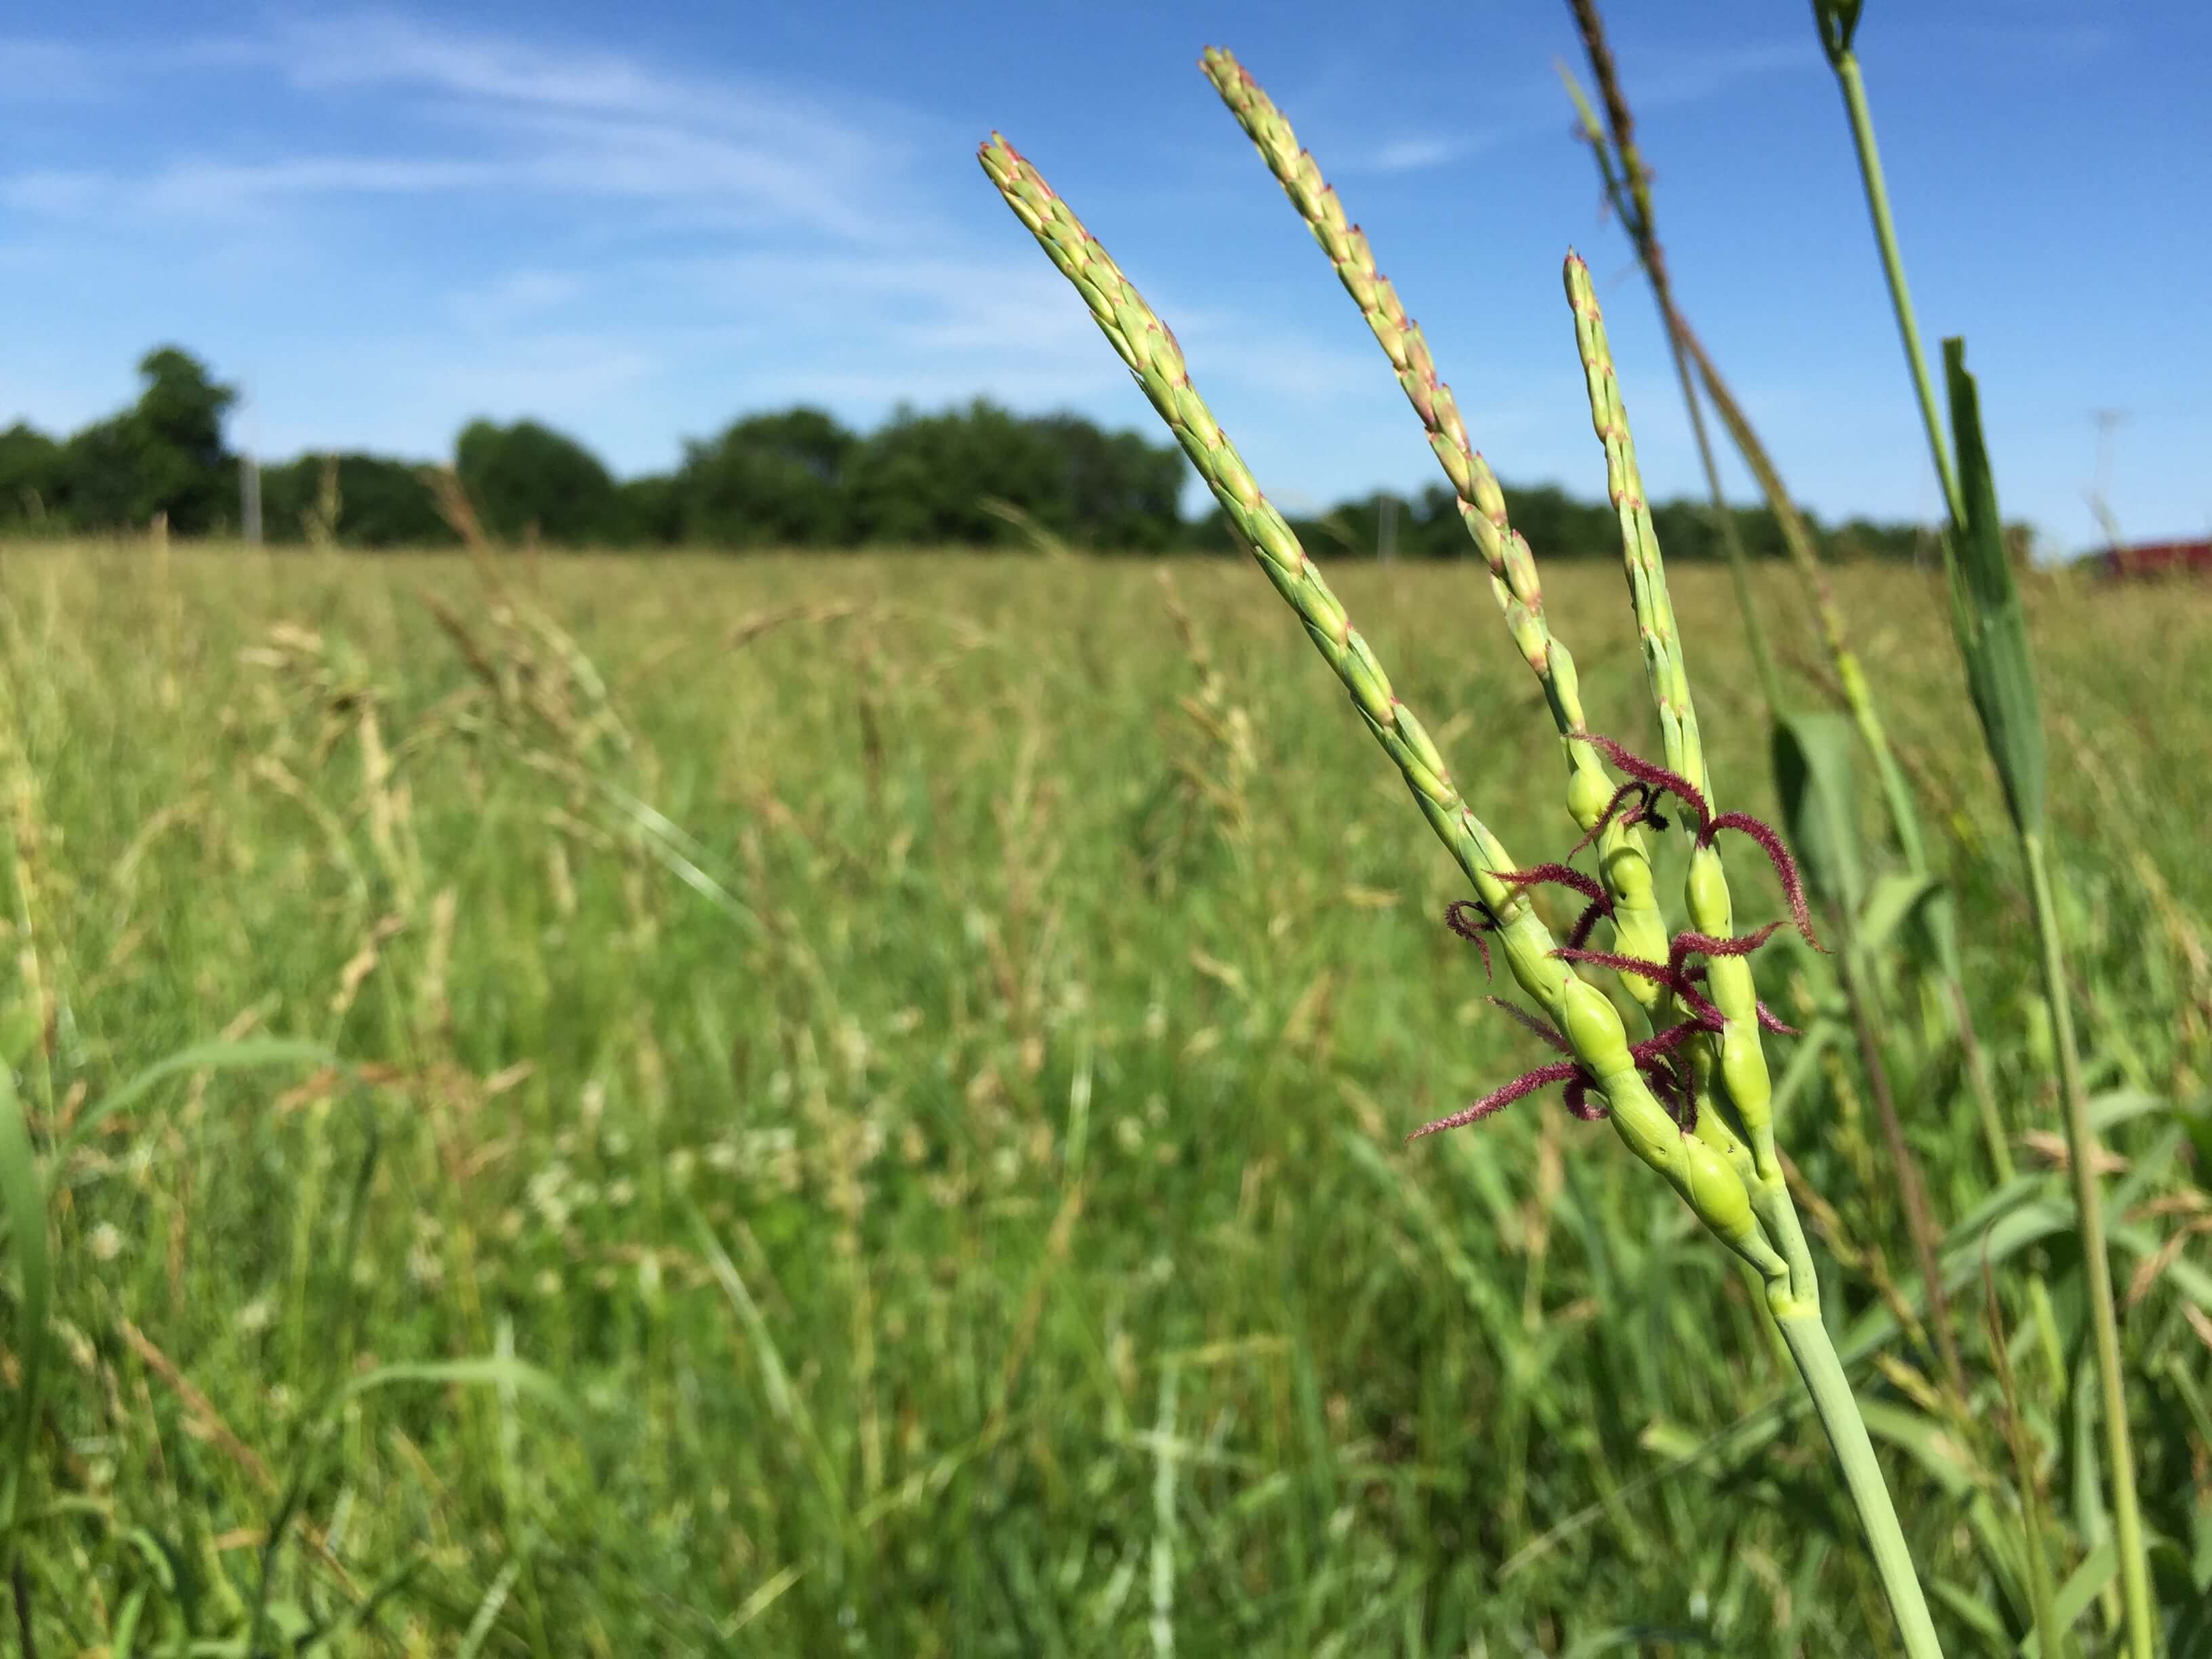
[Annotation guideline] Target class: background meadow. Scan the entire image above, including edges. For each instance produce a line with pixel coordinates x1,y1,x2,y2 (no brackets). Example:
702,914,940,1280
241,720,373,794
3,542,2208,1652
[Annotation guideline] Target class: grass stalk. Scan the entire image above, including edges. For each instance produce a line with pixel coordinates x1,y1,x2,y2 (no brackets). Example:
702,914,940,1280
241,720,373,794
1814,12,1965,531
1558,7,2015,1204
1836,940,1965,1393
1812,7,2154,1648
981,108,1947,1656
2026,830,2152,1658
979,134,1791,1290
1197,47,1677,1023
1776,1310,1946,1659
1557,1,1783,715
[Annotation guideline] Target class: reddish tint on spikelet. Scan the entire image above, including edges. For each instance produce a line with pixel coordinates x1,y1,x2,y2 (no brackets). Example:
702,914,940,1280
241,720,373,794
1570,734,1823,951
1420,744,1821,1143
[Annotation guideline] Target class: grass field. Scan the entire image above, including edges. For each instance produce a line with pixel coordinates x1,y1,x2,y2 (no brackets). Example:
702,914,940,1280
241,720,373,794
3,542,2209,1654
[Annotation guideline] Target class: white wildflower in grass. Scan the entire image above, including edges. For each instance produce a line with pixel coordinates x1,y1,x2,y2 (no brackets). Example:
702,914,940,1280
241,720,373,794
607,1177,636,1209
665,1146,698,1185
405,1241,445,1290
837,1019,871,1076
527,1163,575,1229
741,1127,800,1192
235,1295,276,1336
87,1222,124,1262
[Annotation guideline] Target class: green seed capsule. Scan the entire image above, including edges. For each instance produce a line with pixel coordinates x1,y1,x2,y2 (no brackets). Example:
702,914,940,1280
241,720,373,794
1719,1021,1773,1143
1602,1075,1679,1169
1559,979,1634,1078
1676,1132,1757,1246
1566,761,1612,829
1685,844,1732,936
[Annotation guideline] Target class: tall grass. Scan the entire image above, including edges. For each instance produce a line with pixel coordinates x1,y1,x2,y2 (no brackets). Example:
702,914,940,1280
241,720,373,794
0,541,2207,1652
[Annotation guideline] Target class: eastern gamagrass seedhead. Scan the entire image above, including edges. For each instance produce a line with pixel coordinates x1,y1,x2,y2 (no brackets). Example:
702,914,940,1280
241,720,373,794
980,48,1948,1649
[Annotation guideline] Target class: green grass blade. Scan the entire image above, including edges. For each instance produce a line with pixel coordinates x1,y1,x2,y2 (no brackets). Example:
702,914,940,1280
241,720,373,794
2019,1536,2118,1658
1772,710,1867,918
58,1037,335,1161
1942,337,2045,837
0,1057,51,1567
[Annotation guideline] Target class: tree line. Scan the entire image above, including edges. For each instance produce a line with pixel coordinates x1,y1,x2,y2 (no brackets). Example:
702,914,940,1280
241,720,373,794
1,346,1955,561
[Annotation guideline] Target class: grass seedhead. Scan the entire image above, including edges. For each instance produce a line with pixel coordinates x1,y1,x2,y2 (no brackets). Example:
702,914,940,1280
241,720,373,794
1570,733,1822,949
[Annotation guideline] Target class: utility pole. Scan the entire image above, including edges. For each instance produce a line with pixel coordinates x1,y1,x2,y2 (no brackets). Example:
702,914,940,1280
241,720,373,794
239,381,264,545
2087,407,2127,551
240,453,263,545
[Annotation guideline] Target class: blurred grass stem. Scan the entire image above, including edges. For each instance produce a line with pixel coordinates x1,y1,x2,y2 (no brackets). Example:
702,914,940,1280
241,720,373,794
2027,829,2152,1659
1816,29,1965,530
1778,1310,1946,1659
1815,6,2154,1650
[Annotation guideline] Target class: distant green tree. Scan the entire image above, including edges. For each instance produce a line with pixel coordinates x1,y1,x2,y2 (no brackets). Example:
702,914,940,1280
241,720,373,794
841,401,1033,546
1026,413,1187,551
617,474,686,547
58,347,238,533
677,407,855,548
455,418,622,546
260,453,457,548
1,342,1967,558
839,398,1189,550
0,424,64,531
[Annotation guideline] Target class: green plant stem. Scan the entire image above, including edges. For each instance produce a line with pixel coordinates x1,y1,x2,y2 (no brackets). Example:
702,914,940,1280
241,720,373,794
1822,14,2151,1642
1557,8,1782,713
1826,52,1966,529
1936,972,2065,1389
2024,830,2152,1659
1836,942,1965,1395
1776,1310,1946,1659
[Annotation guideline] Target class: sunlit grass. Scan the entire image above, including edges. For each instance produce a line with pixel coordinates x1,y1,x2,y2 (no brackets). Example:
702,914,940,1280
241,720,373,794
3,542,2207,1654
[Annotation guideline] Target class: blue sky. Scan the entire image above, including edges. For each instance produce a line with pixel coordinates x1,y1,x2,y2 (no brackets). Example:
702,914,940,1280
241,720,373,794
4,3,2207,552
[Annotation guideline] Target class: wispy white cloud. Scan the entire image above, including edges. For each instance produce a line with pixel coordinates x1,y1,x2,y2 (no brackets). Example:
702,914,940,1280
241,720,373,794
446,268,590,331
1365,136,1498,174
0,37,110,102
1343,37,1814,177
1618,40,1816,110
251,10,912,241
0,9,926,245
